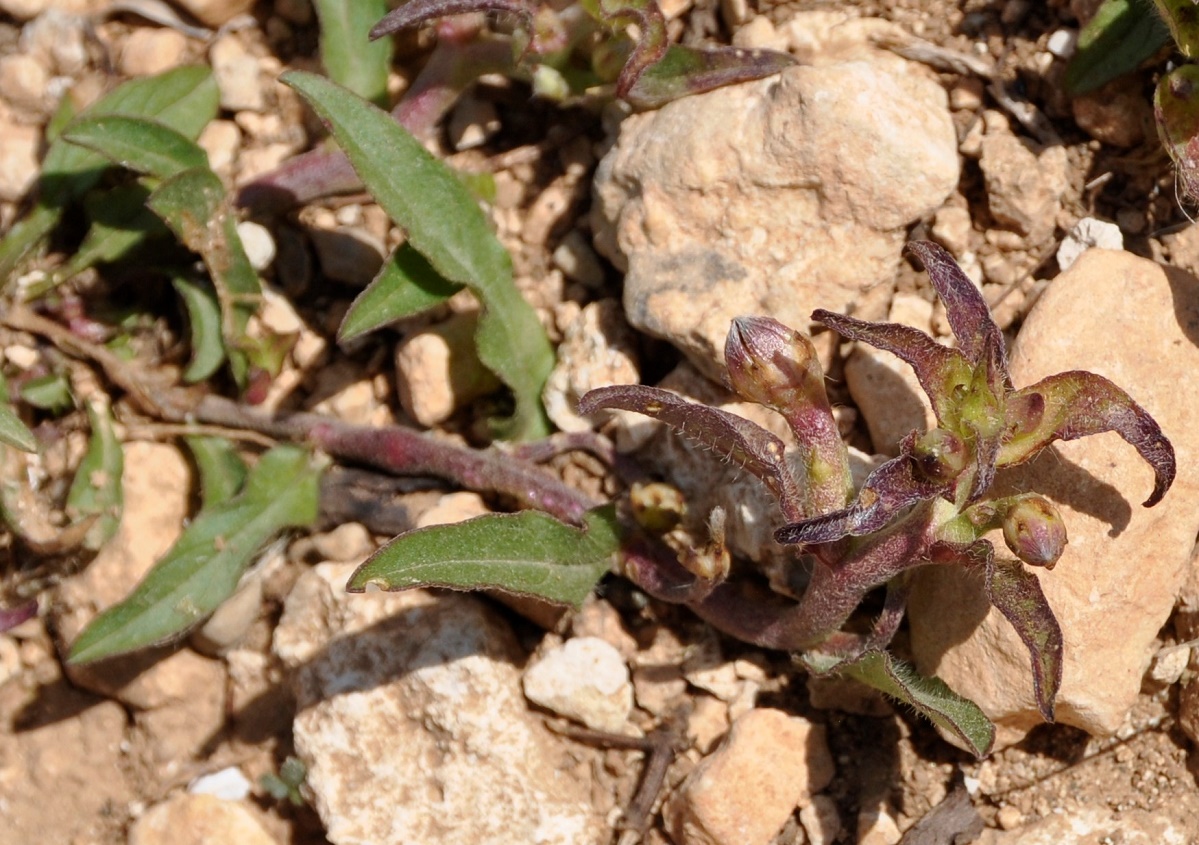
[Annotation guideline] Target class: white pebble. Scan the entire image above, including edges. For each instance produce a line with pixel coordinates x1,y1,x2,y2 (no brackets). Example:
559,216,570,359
523,636,634,733
237,221,276,271
188,766,252,801
1057,217,1123,270
1046,28,1078,59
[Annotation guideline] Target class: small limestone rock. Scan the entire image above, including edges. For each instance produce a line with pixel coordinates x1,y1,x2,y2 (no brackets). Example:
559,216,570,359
395,310,501,426
174,0,257,27
543,299,640,432
448,94,500,151
310,521,373,562
592,61,957,379
20,9,88,75
273,564,608,845
237,220,276,270
523,636,634,733
666,708,834,845
129,794,277,845
211,33,264,112
192,578,263,655
857,806,902,845
552,229,607,288
799,795,842,845
0,119,40,201
120,27,190,77
1056,218,1123,270
979,132,1069,240
1148,644,1189,687
931,205,974,257
415,491,489,528
189,767,253,801
0,53,49,113
910,251,1199,744
198,118,241,175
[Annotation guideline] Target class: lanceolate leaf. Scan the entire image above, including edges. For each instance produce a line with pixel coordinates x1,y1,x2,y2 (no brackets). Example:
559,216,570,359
908,241,1006,369
284,71,554,440
69,446,324,664
1065,0,1169,95
803,649,995,758
173,277,227,383
997,371,1175,506
579,384,805,517
347,505,621,607
185,435,248,509
339,243,463,342
314,0,393,106
61,116,209,180
0,65,218,281
66,400,124,551
0,403,36,453
624,44,796,109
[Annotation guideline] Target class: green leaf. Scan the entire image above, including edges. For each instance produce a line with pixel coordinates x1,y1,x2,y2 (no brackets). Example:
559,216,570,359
283,71,554,440
20,373,73,414
339,242,463,341
803,649,995,758
172,277,228,383
347,505,620,607
314,0,393,106
66,400,124,551
0,65,219,281
0,403,36,452
626,44,797,109
1066,0,1169,94
148,167,262,386
68,445,324,663
61,116,209,180
184,435,248,509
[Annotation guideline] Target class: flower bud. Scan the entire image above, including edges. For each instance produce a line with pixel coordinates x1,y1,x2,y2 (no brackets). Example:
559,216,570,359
725,316,822,412
1002,495,1067,568
911,428,969,483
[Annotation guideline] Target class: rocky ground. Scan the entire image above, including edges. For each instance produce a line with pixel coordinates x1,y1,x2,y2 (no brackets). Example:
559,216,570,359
4,0,1199,844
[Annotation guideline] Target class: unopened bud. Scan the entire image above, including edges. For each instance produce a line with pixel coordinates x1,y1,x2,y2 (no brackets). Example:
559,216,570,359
1002,495,1067,568
911,428,969,483
725,316,821,411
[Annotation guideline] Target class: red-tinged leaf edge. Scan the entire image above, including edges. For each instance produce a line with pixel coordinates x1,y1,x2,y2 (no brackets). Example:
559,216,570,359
624,44,796,109
370,0,531,39
0,599,37,633
908,240,1007,373
998,371,1175,507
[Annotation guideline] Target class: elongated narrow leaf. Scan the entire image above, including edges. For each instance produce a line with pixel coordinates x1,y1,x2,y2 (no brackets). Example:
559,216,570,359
185,435,248,509
580,384,804,510
62,116,208,179
20,373,73,414
47,183,166,289
69,446,324,663
0,403,36,452
998,371,1175,506
370,0,531,38
625,44,796,109
66,400,124,551
907,241,1005,369
149,167,262,385
1066,0,1169,94
803,649,995,757
314,0,393,105
0,66,218,281
283,71,553,440
172,277,227,382
339,243,463,341
347,505,620,607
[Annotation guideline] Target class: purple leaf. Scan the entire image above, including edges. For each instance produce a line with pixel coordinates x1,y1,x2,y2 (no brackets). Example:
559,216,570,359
597,0,669,100
579,384,805,521
954,539,1062,721
997,371,1175,507
812,309,971,426
0,599,37,633
623,44,796,109
907,240,1006,372
775,433,948,545
370,0,532,39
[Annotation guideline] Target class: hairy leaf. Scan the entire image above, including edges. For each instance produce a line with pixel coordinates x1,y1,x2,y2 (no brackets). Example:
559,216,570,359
998,371,1175,506
371,0,531,38
172,277,227,383
908,241,1006,371
185,435,248,509
0,66,218,281
597,0,669,99
347,505,620,607
66,400,124,551
1155,64,1199,204
61,116,209,179
284,71,554,439
1066,0,1169,94
69,446,323,663
803,649,995,758
0,403,36,453
315,0,393,106
624,43,796,109
580,384,804,519
339,243,463,341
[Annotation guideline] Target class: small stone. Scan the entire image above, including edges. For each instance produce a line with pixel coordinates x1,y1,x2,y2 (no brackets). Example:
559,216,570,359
552,229,607,288
543,299,640,432
979,131,1069,239
931,205,974,257
237,142,293,182
211,33,264,112
1056,217,1123,270
732,16,788,51
799,795,842,845
1046,28,1077,58
415,491,489,528
198,119,241,176
949,78,984,111
129,794,277,845
666,709,835,845
523,636,634,733
309,226,385,286
1148,644,1189,686
174,0,257,27
0,120,40,202
237,221,276,270
569,595,638,659
310,522,373,562
0,53,48,113
977,807,1185,844
687,695,731,753
20,9,88,76
192,578,263,655
857,806,901,845
395,310,501,427
189,767,253,801
448,95,500,151
995,805,1023,830
120,28,190,77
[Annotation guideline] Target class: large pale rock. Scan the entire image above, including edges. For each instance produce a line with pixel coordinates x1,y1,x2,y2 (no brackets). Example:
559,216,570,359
910,250,1199,743
129,794,278,845
273,564,607,845
665,708,834,845
977,807,1188,845
592,61,957,379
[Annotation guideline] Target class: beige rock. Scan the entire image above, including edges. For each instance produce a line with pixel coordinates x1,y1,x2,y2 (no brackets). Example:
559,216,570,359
799,794,842,845
120,27,190,77
522,636,634,733
979,132,1070,239
666,708,834,845
20,9,88,76
211,33,264,112
310,521,373,562
592,61,957,380
395,310,500,426
544,299,640,432
129,794,278,845
0,53,49,113
274,564,608,845
977,807,1187,844
932,205,974,257
910,250,1199,743
174,0,257,27
198,118,241,176
731,15,788,51
0,120,41,202
415,491,489,527
448,94,500,151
